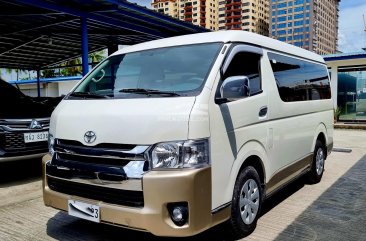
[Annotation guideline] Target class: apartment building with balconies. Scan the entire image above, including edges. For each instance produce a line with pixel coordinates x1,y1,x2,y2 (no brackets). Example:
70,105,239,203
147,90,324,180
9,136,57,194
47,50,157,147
152,0,219,30
270,0,340,55
151,0,178,17
218,0,269,36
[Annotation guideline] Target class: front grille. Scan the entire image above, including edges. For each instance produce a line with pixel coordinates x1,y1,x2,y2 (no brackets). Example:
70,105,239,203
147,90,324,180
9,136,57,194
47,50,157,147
47,176,144,207
57,152,131,167
54,139,147,167
0,118,49,153
3,132,47,151
0,118,50,130
5,133,24,149
50,139,149,182
47,139,148,206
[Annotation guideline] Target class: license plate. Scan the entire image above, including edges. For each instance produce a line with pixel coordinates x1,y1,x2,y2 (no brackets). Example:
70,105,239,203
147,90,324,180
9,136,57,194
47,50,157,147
68,200,100,223
24,131,48,143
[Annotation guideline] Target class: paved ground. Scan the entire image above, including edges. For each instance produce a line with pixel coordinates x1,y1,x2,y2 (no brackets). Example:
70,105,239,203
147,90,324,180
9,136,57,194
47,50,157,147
0,129,365,241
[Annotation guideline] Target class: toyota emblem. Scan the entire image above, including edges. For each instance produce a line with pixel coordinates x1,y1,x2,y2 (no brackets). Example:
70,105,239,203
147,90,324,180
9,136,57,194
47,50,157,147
84,131,96,144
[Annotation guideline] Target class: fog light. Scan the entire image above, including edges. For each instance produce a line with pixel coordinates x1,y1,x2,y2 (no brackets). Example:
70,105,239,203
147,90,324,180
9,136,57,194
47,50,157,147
172,207,183,222
168,203,188,226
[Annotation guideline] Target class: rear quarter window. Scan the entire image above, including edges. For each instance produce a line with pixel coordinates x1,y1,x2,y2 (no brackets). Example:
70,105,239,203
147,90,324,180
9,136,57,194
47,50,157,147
268,52,331,102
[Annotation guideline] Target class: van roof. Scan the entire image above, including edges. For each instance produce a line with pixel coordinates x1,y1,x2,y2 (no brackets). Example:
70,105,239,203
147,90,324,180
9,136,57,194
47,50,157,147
113,30,324,63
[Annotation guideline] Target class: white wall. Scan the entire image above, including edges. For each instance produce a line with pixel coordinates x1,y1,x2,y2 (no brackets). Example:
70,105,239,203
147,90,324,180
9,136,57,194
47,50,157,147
326,57,366,109
17,80,79,97
18,83,46,97
58,80,79,96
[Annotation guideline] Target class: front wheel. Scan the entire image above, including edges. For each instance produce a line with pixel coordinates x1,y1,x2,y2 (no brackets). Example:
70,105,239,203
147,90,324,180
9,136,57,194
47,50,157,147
226,166,263,240
308,140,326,184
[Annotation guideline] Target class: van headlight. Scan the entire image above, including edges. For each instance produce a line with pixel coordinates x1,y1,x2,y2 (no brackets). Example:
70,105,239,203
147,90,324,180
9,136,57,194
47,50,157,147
48,133,55,156
149,139,209,169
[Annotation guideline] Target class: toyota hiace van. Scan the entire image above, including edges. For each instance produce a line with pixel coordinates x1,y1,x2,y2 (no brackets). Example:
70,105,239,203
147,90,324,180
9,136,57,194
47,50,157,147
43,31,333,238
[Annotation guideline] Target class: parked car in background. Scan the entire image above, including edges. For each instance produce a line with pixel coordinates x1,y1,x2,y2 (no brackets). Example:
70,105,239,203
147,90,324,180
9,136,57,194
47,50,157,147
0,78,62,162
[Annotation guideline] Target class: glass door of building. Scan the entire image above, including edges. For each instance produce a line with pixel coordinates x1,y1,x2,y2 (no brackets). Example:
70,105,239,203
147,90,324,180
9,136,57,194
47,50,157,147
338,67,366,121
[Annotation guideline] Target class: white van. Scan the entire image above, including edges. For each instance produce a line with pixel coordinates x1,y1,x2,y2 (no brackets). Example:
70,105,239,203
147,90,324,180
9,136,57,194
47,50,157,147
43,31,333,239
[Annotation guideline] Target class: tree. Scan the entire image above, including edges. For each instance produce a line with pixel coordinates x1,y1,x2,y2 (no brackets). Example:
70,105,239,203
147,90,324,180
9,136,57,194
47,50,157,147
59,50,106,76
89,50,106,68
42,69,56,78
60,58,82,76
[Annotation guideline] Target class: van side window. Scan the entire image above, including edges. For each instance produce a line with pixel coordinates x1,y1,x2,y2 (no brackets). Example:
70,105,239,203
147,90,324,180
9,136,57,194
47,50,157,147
223,52,262,96
268,52,331,102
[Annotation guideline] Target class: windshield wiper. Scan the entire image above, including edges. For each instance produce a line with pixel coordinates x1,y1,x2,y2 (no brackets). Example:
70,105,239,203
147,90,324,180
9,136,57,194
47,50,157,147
118,88,180,96
69,92,109,99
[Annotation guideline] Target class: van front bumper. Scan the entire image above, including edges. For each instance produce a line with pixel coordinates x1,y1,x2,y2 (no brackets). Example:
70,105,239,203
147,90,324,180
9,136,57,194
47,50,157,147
42,155,228,237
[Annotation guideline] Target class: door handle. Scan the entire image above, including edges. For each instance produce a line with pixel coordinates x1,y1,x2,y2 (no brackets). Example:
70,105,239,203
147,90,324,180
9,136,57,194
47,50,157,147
259,106,268,117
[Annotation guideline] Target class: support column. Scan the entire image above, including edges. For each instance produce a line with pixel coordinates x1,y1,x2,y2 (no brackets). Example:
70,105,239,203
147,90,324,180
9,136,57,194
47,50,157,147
36,69,41,97
330,65,338,109
81,17,89,76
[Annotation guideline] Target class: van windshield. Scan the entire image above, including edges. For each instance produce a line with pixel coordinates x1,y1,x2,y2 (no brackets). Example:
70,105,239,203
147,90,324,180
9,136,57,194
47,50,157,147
70,43,223,99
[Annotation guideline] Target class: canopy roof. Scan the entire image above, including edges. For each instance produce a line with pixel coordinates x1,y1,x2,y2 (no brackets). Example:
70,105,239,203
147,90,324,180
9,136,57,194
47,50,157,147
0,0,208,70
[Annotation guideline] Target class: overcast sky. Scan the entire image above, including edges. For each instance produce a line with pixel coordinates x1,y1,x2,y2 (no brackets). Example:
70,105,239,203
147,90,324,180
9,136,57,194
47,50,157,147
130,0,366,53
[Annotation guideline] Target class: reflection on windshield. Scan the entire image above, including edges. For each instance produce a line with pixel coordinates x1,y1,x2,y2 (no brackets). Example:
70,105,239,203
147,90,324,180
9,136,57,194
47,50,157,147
71,43,223,99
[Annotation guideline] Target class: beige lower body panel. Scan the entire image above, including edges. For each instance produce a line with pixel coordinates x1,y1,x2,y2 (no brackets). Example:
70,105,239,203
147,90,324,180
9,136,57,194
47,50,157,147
42,155,230,237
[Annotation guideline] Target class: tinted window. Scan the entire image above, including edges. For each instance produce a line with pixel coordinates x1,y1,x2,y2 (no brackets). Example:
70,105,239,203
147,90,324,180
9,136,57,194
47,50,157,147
223,52,262,96
268,53,331,102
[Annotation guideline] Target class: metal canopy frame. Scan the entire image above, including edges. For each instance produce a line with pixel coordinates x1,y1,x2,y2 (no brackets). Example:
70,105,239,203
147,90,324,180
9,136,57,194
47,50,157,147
0,0,208,96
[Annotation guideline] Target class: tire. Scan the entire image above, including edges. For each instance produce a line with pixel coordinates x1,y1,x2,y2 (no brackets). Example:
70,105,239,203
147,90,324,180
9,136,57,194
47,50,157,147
308,140,326,184
226,166,263,240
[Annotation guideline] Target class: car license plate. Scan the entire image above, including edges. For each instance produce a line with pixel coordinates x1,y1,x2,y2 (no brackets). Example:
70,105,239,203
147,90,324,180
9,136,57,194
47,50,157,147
24,131,48,143
68,200,100,223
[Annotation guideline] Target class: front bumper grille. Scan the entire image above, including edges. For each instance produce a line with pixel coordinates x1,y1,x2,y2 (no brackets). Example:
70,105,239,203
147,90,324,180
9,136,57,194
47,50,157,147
47,139,149,207
0,118,49,157
47,176,144,207
5,132,25,149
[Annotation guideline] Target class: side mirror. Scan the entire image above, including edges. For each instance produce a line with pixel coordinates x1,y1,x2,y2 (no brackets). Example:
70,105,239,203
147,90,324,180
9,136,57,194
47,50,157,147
219,76,250,102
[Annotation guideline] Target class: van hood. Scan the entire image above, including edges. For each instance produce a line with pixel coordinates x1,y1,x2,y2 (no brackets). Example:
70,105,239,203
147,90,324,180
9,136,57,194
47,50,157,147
50,97,196,145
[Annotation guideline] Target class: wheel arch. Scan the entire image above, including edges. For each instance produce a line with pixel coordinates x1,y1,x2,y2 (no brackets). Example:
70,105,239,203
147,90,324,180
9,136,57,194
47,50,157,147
226,140,269,201
311,123,328,157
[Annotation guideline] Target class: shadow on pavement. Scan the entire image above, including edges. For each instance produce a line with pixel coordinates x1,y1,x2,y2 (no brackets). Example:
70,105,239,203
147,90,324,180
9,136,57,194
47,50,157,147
261,175,306,217
274,154,366,241
46,211,228,241
0,158,42,186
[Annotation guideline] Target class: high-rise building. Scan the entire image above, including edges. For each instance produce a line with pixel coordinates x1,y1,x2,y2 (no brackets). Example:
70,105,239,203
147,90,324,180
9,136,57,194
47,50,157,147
151,0,219,30
270,0,340,55
218,0,269,36
151,0,178,17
